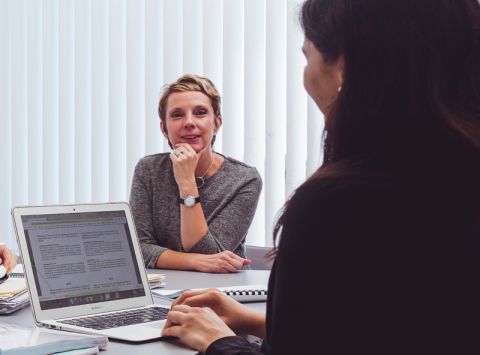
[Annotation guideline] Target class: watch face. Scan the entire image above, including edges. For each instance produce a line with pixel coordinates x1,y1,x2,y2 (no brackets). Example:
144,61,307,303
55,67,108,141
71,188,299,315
184,196,195,207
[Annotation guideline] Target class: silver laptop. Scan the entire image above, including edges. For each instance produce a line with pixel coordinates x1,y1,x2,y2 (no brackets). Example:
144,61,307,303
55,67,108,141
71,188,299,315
12,202,169,342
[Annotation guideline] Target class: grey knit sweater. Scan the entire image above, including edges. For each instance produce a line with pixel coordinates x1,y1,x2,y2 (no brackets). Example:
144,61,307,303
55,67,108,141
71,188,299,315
129,153,262,268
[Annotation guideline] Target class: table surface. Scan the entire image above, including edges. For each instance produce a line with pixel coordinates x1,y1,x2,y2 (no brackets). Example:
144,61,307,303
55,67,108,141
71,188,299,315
1,269,270,354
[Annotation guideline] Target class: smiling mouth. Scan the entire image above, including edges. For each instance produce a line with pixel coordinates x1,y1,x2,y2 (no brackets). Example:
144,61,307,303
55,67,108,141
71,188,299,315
182,135,200,140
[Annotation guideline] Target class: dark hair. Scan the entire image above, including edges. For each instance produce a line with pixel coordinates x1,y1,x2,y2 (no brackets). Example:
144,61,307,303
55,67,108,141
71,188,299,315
271,0,480,252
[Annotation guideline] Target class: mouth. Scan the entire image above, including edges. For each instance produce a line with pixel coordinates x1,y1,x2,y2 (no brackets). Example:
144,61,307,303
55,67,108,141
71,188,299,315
181,135,201,141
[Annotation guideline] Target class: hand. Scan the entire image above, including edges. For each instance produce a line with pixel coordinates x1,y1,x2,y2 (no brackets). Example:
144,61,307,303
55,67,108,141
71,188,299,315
162,304,235,353
171,288,264,335
193,251,252,273
0,245,17,273
170,143,204,190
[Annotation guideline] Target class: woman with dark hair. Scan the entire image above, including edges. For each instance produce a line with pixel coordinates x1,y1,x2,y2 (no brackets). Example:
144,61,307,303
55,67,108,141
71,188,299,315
161,0,480,353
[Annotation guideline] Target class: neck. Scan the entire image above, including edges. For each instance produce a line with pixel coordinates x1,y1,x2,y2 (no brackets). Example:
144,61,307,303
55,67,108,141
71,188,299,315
195,150,215,178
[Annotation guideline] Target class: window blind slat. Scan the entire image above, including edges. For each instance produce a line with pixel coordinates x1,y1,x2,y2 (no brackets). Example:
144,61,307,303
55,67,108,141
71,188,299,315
145,0,164,156
286,0,308,197
126,0,146,194
43,0,60,204
183,0,203,75
12,0,28,208
0,0,13,245
162,0,183,152
74,0,92,203
244,0,266,246
265,0,287,244
222,0,244,160
27,0,43,205
202,0,223,152
59,0,75,204
108,0,127,201
92,0,109,203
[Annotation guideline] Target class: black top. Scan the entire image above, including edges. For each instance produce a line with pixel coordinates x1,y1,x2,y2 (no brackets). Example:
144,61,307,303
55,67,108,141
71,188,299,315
207,164,480,354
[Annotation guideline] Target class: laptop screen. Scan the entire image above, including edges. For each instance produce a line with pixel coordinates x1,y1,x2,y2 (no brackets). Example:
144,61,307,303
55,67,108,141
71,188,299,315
21,211,146,310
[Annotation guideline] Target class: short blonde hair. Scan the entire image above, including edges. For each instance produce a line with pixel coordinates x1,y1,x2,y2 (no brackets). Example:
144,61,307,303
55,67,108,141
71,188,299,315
158,74,222,124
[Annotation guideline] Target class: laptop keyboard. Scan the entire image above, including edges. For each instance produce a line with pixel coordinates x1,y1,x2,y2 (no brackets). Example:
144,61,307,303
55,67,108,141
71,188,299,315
59,306,169,330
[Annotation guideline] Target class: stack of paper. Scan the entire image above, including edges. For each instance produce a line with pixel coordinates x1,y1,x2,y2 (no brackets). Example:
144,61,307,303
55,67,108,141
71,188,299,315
147,273,166,289
0,323,108,355
0,267,29,314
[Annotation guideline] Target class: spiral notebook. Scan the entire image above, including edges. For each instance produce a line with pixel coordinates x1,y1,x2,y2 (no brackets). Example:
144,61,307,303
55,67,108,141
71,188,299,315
152,284,268,303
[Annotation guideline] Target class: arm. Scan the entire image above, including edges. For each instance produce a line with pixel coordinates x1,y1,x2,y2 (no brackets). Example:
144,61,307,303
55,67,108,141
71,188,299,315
130,157,255,272
155,249,250,273
186,172,262,255
170,289,266,338
171,146,262,254
129,160,169,268
162,289,265,354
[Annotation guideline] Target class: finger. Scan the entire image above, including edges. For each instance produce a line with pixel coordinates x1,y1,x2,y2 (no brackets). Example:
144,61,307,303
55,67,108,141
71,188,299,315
223,252,246,267
171,304,196,314
220,260,238,273
166,307,191,325
170,151,179,162
4,252,15,272
174,143,193,154
224,255,243,270
180,291,222,308
161,324,181,338
243,258,252,266
174,289,217,307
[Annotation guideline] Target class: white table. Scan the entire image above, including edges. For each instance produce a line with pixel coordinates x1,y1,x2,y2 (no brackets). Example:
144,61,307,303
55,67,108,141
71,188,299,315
1,269,270,354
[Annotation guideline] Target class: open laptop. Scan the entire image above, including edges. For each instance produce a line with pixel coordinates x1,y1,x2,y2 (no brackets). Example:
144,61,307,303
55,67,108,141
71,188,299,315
12,202,169,342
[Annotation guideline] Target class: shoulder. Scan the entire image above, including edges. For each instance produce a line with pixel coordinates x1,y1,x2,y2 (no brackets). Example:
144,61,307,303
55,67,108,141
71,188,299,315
132,153,173,184
281,175,399,241
135,153,170,172
220,155,262,186
136,153,170,167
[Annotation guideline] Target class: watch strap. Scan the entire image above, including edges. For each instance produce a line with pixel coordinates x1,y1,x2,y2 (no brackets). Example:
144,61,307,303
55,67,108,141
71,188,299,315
179,196,201,205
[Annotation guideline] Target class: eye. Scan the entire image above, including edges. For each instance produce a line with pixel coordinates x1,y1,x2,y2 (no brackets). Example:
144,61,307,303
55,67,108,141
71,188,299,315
169,110,183,119
195,108,208,116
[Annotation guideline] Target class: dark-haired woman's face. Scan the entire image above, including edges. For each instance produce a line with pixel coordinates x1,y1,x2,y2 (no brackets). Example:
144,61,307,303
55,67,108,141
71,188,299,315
302,38,344,118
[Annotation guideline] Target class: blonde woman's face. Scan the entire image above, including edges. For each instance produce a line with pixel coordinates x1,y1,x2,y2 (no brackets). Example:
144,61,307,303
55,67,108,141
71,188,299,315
161,91,221,152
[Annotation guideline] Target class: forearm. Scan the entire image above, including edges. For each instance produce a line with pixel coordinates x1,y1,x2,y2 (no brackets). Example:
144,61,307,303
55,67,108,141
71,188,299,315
237,309,266,339
178,179,211,250
156,249,202,270
180,204,209,250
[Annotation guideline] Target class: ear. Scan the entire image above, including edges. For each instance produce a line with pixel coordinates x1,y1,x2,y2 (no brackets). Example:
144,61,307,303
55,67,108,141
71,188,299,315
336,54,345,88
214,116,223,133
160,120,168,139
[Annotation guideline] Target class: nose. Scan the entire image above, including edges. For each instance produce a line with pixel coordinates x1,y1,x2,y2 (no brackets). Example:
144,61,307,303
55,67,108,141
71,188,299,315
184,113,195,128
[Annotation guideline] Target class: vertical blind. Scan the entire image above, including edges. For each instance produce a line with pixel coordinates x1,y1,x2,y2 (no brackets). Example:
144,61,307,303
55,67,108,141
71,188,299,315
0,0,324,250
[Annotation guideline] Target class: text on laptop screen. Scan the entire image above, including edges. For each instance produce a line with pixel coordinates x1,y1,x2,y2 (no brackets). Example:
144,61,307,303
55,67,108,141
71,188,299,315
21,211,146,310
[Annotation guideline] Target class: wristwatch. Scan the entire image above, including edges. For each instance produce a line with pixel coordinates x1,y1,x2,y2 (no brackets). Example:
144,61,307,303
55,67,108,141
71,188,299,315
179,195,201,207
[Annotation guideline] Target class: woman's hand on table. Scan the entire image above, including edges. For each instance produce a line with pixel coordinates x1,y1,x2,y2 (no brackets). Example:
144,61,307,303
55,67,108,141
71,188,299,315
193,251,251,273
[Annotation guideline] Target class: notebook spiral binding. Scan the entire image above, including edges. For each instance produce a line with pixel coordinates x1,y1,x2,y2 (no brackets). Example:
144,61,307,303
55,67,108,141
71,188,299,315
8,273,24,278
225,290,268,296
